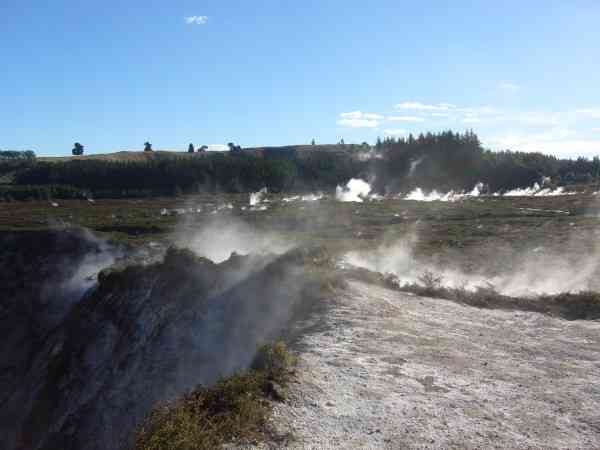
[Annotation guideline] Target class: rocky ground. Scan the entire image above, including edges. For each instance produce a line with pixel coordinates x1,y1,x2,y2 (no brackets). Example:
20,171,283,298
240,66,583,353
263,280,600,449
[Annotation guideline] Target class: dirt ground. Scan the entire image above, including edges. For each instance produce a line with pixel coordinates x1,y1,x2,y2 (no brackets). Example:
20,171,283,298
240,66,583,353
263,280,600,449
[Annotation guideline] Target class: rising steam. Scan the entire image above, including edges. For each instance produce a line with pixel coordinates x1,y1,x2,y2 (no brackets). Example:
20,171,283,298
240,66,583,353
249,187,268,206
404,182,485,202
336,178,372,202
176,215,292,263
502,183,568,197
345,229,600,296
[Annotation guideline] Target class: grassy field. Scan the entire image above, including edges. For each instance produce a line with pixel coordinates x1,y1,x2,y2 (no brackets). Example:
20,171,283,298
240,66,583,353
1,191,598,270
37,150,209,163
35,145,351,163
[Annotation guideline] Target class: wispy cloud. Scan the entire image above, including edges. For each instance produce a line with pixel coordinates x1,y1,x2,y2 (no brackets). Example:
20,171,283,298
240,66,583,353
498,81,520,93
185,15,208,25
383,129,407,136
460,106,501,116
395,101,456,111
386,116,425,123
340,111,383,120
337,118,379,128
486,127,600,157
336,100,600,158
488,137,600,158
576,108,600,119
337,111,382,128
514,111,561,127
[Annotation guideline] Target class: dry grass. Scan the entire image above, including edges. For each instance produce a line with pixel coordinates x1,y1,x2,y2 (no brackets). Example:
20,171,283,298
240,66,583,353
400,276,600,321
343,266,600,320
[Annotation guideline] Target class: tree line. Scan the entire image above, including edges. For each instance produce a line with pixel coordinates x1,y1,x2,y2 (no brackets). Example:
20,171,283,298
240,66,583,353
4,131,600,198
371,131,600,193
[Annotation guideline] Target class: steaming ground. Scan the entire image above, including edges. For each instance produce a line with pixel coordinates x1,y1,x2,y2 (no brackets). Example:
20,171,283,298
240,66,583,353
3,186,600,448
263,280,600,449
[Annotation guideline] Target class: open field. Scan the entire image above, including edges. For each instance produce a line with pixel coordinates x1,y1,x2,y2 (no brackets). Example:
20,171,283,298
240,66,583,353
1,190,598,263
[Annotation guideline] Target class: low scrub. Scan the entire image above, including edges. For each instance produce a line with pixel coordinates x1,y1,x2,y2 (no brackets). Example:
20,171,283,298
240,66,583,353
344,266,600,320
132,341,296,450
401,274,600,320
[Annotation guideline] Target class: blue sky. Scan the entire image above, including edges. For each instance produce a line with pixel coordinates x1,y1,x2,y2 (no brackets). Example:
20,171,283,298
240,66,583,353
1,0,600,157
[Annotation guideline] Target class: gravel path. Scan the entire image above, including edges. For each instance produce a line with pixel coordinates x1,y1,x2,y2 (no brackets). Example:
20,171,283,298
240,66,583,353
264,280,600,449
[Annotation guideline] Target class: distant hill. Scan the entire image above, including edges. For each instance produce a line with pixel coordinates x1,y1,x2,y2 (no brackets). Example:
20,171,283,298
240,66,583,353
37,144,356,162
38,150,205,163
5,131,599,199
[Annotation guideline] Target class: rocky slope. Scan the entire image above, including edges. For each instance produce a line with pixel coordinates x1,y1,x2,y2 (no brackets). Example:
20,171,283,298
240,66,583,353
0,230,335,450
265,280,600,449
3,229,600,449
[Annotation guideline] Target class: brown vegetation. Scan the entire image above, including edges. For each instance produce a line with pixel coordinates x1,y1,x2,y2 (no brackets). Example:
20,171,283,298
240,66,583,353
132,342,296,450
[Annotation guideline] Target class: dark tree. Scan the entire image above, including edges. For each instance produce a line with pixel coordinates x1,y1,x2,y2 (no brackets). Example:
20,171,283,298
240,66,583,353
188,143,195,153
198,145,208,153
311,139,316,145
72,143,84,156
144,142,153,152
228,142,242,153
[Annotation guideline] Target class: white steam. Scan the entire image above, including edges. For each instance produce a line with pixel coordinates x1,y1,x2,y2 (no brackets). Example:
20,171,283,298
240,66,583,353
503,183,568,197
282,193,325,203
403,180,576,202
249,187,268,206
336,179,372,202
177,216,292,263
404,182,485,202
408,157,424,177
345,231,600,297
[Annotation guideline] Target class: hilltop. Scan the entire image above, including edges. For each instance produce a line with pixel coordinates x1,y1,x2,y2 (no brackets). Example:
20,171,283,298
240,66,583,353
36,144,354,162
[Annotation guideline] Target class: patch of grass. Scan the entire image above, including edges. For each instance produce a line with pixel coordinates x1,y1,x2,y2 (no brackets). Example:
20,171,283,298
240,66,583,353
132,341,296,450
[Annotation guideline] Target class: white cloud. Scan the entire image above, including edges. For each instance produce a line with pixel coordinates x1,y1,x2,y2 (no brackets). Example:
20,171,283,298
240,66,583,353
395,101,456,111
459,106,501,116
337,118,379,128
462,117,482,124
185,15,208,25
337,111,382,128
593,128,600,133
512,140,600,158
576,108,600,119
383,129,407,136
386,116,425,123
340,111,383,120
498,82,520,93
486,127,600,158
514,111,561,127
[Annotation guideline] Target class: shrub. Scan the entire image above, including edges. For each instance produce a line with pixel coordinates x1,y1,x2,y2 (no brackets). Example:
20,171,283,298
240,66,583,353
418,270,443,293
133,341,295,450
